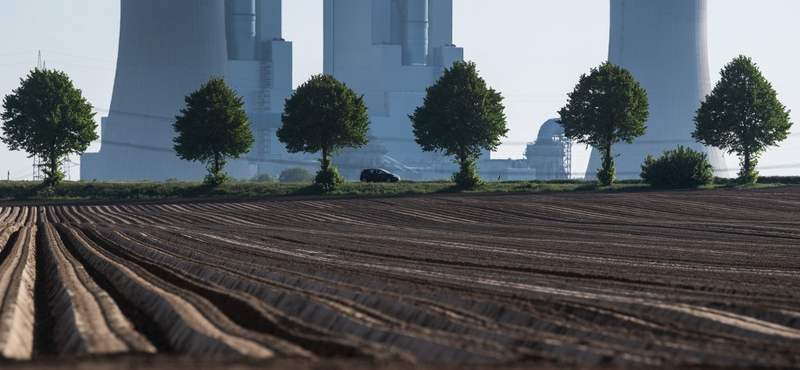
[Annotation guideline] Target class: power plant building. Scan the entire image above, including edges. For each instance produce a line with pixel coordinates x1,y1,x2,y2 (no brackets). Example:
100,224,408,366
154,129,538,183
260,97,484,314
82,0,296,181
324,0,464,179
526,119,572,180
585,0,726,179
79,1,728,182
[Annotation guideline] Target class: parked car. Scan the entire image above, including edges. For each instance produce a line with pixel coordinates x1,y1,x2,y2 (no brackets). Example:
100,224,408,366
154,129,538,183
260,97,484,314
360,168,401,183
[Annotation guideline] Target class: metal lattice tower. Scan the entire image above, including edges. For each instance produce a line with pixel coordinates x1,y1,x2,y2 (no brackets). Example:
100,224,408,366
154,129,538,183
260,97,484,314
557,133,573,180
32,51,45,181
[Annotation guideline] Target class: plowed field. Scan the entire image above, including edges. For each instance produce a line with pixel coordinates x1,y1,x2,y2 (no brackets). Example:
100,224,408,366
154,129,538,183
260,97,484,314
0,187,799,369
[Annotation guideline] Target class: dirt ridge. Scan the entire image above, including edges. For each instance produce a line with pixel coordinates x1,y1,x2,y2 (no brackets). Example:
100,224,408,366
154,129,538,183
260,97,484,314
0,187,798,368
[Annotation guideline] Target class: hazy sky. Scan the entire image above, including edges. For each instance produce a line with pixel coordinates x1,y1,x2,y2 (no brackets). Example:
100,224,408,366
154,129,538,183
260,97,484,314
1,1,798,180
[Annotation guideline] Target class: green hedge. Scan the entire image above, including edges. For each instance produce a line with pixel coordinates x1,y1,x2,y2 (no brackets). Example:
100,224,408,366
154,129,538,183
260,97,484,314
640,146,714,188
0,176,796,202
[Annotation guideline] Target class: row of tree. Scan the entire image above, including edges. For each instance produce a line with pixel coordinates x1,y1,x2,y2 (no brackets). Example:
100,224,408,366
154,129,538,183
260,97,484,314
0,60,506,189
1,56,791,188
173,61,508,189
558,56,792,186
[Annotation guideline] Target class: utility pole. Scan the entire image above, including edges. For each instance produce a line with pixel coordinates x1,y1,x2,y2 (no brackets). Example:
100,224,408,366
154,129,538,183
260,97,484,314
64,157,72,181
32,156,42,181
33,52,45,182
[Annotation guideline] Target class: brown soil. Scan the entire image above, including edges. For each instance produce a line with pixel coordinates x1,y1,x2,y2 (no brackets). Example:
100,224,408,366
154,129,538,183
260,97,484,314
0,187,798,368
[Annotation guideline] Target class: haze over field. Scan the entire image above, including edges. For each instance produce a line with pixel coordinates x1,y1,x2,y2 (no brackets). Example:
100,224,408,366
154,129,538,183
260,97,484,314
0,0,797,180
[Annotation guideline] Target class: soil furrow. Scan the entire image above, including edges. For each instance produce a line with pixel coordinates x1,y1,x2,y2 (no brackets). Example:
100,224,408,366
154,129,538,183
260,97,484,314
60,224,279,358
0,226,35,360
1,188,799,368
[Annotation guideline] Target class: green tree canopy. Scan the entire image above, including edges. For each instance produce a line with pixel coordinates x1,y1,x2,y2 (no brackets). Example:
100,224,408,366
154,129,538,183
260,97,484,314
558,61,649,186
173,77,254,185
410,61,507,189
693,55,792,184
279,167,314,183
277,74,370,190
2,68,97,184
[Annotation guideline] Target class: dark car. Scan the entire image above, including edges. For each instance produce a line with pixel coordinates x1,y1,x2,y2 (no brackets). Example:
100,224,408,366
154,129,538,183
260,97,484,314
360,168,401,183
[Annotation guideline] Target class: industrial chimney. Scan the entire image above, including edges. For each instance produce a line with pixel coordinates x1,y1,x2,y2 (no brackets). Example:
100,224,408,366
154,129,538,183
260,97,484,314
585,0,726,179
226,0,257,61
403,0,430,66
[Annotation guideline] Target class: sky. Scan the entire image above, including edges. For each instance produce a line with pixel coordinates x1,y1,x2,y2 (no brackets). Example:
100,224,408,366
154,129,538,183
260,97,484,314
0,0,798,180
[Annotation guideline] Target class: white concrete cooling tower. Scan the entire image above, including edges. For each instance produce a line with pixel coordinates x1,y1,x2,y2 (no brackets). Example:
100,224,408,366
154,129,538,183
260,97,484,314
81,0,293,181
585,0,726,179
82,1,229,181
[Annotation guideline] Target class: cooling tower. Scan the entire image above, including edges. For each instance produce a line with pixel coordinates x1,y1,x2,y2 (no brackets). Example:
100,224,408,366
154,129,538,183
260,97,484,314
585,0,726,179
82,1,229,181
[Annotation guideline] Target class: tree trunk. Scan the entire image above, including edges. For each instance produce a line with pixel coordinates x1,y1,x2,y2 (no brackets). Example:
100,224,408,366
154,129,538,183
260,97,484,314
321,147,329,172
604,141,612,174
50,154,58,183
743,149,751,175
214,152,221,174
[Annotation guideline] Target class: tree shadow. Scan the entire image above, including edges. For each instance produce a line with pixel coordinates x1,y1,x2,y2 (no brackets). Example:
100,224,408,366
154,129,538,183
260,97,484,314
435,185,466,194
573,183,599,191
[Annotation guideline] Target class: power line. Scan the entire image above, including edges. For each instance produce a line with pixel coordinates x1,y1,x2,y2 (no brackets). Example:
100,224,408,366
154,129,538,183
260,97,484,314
45,60,115,73
38,50,116,65
0,50,38,58
0,60,38,68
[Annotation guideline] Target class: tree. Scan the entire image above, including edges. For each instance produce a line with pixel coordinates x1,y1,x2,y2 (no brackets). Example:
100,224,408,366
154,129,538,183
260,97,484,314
693,55,792,184
173,77,254,185
277,74,370,190
279,167,314,183
558,61,649,186
2,68,97,185
410,61,507,189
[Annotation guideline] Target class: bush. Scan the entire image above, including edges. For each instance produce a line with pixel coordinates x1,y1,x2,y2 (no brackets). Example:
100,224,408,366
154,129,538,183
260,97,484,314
279,167,314,183
250,173,276,183
203,172,230,186
737,159,759,185
42,167,65,186
452,161,483,190
640,146,713,188
596,155,616,186
314,166,346,191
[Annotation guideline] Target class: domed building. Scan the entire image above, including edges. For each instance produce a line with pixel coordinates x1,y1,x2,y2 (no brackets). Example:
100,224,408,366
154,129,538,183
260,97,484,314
525,119,572,180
